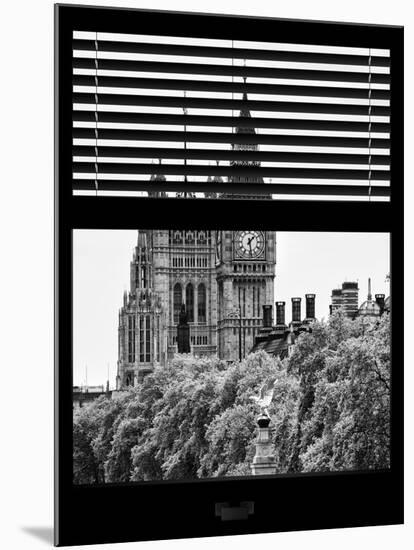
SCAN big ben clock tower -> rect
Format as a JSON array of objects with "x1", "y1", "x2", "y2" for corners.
[{"x1": 216, "y1": 230, "x2": 276, "y2": 362}]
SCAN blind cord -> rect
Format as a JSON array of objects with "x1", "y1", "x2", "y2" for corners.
[
  {"x1": 368, "y1": 48, "x2": 372, "y2": 203},
  {"x1": 232, "y1": 39, "x2": 234, "y2": 136},
  {"x1": 182, "y1": 90, "x2": 188, "y2": 198},
  {"x1": 94, "y1": 32, "x2": 99, "y2": 197}
]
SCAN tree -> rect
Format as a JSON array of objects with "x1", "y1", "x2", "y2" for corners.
[
  {"x1": 131, "y1": 355, "x2": 226, "y2": 481},
  {"x1": 73, "y1": 313, "x2": 390, "y2": 483},
  {"x1": 288, "y1": 311, "x2": 391, "y2": 472}
]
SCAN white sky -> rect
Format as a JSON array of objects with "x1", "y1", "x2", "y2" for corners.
[{"x1": 73, "y1": 230, "x2": 390, "y2": 387}]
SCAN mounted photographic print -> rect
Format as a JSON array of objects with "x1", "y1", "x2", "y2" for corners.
[
  {"x1": 73, "y1": 230, "x2": 391, "y2": 484},
  {"x1": 55, "y1": 4, "x2": 403, "y2": 546}
]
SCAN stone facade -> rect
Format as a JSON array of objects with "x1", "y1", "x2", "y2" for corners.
[
  {"x1": 117, "y1": 229, "x2": 276, "y2": 388},
  {"x1": 251, "y1": 415, "x2": 277, "y2": 476},
  {"x1": 216, "y1": 230, "x2": 276, "y2": 362}
]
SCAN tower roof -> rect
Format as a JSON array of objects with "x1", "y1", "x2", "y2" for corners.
[
  {"x1": 358, "y1": 300, "x2": 381, "y2": 317},
  {"x1": 148, "y1": 159, "x2": 167, "y2": 197},
  {"x1": 235, "y1": 89, "x2": 255, "y2": 135},
  {"x1": 137, "y1": 229, "x2": 148, "y2": 249},
  {"x1": 358, "y1": 278, "x2": 380, "y2": 317}
]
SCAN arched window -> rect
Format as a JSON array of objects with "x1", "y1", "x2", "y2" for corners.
[
  {"x1": 218, "y1": 281, "x2": 223, "y2": 322},
  {"x1": 198, "y1": 284, "x2": 206, "y2": 323},
  {"x1": 198, "y1": 231, "x2": 205, "y2": 244},
  {"x1": 145, "y1": 315, "x2": 151, "y2": 363},
  {"x1": 185, "y1": 231, "x2": 195, "y2": 245},
  {"x1": 141, "y1": 265, "x2": 147, "y2": 288},
  {"x1": 173, "y1": 231, "x2": 183, "y2": 244},
  {"x1": 173, "y1": 283, "x2": 182, "y2": 324},
  {"x1": 186, "y1": 283, "x2": 194, "y2": 322},
  {"x1": 125, "y1": 373, "x2": 134, "y2": 387},
  {"x1": 128, "y1": 315, "x2": 136, "y2": 363}
]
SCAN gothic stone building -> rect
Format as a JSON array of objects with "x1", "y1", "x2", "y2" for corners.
[
  {"x1": 117, "y1": 229, "x2": 276, "y2": 388},
  {"x1": 117, "y1": 86, "x2": 276, "y2": 388}
]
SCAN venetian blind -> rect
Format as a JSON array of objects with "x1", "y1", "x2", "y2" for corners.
[{"x1": 72, "y1": 31, "x2": 390, "y2": 201}]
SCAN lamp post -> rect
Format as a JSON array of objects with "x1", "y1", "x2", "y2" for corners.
[{"x1": 251, "y1": 414, "x2": 277, "y2": 476}]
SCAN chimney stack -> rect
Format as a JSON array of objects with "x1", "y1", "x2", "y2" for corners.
[
  {"x1": 375, "y1": 294, "x2": 385, "y2": 315},
  {"x1": 275, "y1": 301, "x2": 286, "y2": 326},
  {"x1": 262, "y1": 305, "x2": 273, "y2": 329},
  {"x1": 305, "y1": 294, "x2": 316, "y2": 320},
  {"x1": 291, "y1": 297, "x2": 301, "y2": 323}
]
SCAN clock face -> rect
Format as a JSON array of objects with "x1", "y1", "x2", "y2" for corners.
[{"x1": 234, "y1": 231, "x2": 265, "y2": 260}]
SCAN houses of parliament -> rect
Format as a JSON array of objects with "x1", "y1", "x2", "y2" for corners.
[
  {"x1": 116, "y1": 228, "x2": 276, "y2": 388},
  {"x1": 116, "y1": 88, "x2": 276, "y2": 389}
]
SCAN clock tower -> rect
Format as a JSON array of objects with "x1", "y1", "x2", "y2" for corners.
[
  {"x1": 215, "y1": 230, "x2": 276, "y2": 362},
  {"x1": 220, "y1": 78, "x2": 271, "y2": 201}
]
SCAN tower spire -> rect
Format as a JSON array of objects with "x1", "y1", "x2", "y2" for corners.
[
  {"x1": 137, "y1": 228, "x2": 147, "y2": 249},
  {"x1": 368, "y1": 277, "x2": 372, "y2": 301},
  {"x1": 148, "y1": 158, "x2": 166, "y2": 198},
  {"x1": 183, "y1": 89, "x2": 187, "y2": 188},
  {"x1": 222, "y1": 58, "x2": 271, "y2": 199},
  {"x1": 237, "y1": 64, "x2": 252, "y2": 129},
  {"x1": 134, "y1": 230, "x2": 152, "y2": 291},
  {"x1": 243, "y1": 59, "x2": 247, "y2": 99},
  {"x1": 177, "y1": 90, "x2": 195, "y2": 198}
]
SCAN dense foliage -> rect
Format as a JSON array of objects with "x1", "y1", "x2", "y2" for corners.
[{"x1": 73, "y1": 311, "x2": 390, "y2": 484}]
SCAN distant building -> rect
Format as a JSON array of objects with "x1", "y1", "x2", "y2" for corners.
[
  {"x1": 73, "y1": 384, "x2": 111, "y2": 409},
  {"x1": 330, "y1": 281, "x2": 359, "y2": 318},
  {"x1": 252, "y1": 275, "x2": 391, "y2": 360},
  {"x1": 330, "y1": 278, "x2": 390, "y2": 321},
  {"x1": 251, "y1": 294, "x2": 317, "y2": 359},
  {"x1": 357, "y1": 278, "x2": 390, "y2": 322},
  {"x1": 116, "y1": 228, "x2": 276, "y2": 388}
]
